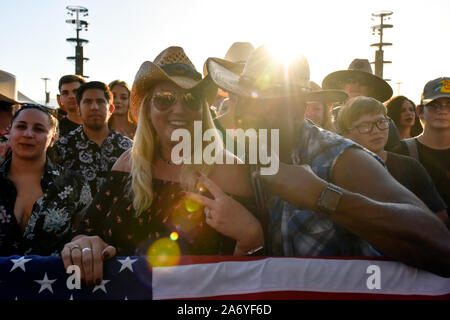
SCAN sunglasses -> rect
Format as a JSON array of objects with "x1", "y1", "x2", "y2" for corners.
[{"x1": 152, "y1": 91, "x2": 203, "y2": 112}]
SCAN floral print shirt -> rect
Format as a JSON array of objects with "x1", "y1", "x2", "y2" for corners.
[
  {"x1": 0, "y1": 157, "x2": 92, "y2": 256},
  {"x1": 54, "y1": 126, "x2": 132, "y2": 197},
  {"x1": 76, "y1": 171, "x2": 257, "y2": 256}
]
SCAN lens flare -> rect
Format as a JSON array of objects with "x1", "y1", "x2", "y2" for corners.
[
  {"x1": 265, "y1": 43, "x2": 305, "y2": 66},
  {"x1": 170, "y1": 232, "x2": 179, "y2": 241},
  {"x1": 146, "y1": 237, "x2": 181, "y2": 268},
  {"x1": 184, "y1": 198, "x2": 201, "y2": 212}
]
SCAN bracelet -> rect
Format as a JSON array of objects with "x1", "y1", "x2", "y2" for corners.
[{"x1": 245, "y1": 245, "x2": 264, "y2": 256}]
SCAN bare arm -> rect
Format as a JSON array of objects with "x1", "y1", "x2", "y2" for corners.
[
  {"x1": 256, "y1": 148, "x2": 450, "y2": 277},
  {"x1": 330, "y1": 148, "x2": 450, "y2": 276}
]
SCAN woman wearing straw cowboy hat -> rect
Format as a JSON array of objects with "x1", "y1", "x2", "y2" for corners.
[
  {"x1": 62, "y1": 46, "x2": 264, "y2": 286},
  {"x1": 205, "y1": 46, "x2": 450, "y2": 277}
]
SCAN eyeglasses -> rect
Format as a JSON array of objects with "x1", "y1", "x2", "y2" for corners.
[
  {"x1": 349, "y1": 117, "x2": 390, "y2": 134},
  {"x1": 152, "y1": 91, "x2": 203, "y2": 112},
  {"x1": 424, "y1": 101, "x2": 450, "y2": 112}
]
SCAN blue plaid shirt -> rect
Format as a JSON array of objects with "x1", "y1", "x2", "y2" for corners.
[{"x1": 253, "y1": 120, "x2": 384, "y2": 257}]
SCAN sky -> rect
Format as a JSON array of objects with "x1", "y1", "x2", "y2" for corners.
[{"x1": 1, "y1": 0, "x2": 449, "y2": 106}]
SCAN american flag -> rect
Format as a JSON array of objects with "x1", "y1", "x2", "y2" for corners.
[{"x1": 1, "y1": 255, "x2": 449, "y2": 300}]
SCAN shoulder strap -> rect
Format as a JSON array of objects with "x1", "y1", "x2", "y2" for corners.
[{"x1": 404, "y1": 138, "x2": 419, "y2": 161}]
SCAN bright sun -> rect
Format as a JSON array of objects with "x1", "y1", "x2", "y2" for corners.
[{"x1": 264, "y1": 42, "x2": 307, "y2": 67}]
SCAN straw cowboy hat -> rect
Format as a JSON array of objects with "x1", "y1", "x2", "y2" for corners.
[
  {"x1": 321, "y1": 59, "x2": 393, "y2": 102},
  {"x1": 0, "y1": 70, "x2": 19, "y2": 106},
  {"x1": 130, "y1": 46, "x2": 217, "y2": 122},
  {"x1": 205, "y1": 45, "x2": 312, "y2": 100}
]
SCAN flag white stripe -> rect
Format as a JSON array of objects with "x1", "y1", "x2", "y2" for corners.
[{"x1": 152, "y1": 257, "x2": 450, "y2": 300}]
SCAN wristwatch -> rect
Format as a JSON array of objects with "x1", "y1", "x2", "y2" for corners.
[{"x1": 316, "y1": 183, "x2": 344, "y2": 215}]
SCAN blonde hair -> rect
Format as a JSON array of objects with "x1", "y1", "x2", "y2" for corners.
[
  {"x1": 336, "y1": 96, "x2": 387, "y2": 134},
  {"x1": 130, "y1": 87, "x2": 219, "y2": 216},
  {"x1": 109, "y1": 80, "x2": 137, "y2": 128}
]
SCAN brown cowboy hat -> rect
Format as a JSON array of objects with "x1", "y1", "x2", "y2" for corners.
[
  {"x1": 306, "y1": 81, "x2": 347, "y2": 104},
  {"x1": 322, "y1": 59, "x2": 393, "y2": 102},
  {"x1": 130, "y1": 46, "x2": 217, "y2": 123},
  {"x1": 206, "y1": 45, "x2": 311, "y2": 100}
]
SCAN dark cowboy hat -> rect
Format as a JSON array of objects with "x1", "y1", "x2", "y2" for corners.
[
  {"x1": 130, "y1": 46, "x2": 217, "y2": 123},
  {"x1": 306, "y1": 81, "x2": 347, "y2": 104},
  {"x1": 322, "y1": 59, "x2": 393, "y2": 102},
  {"x1": 205, "y1": 45, "x2": 311, "y2": 100}
]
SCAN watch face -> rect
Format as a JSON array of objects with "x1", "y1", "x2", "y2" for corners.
[{"x1": 318, "y1": 185, "x2": 343, "y2": 214}]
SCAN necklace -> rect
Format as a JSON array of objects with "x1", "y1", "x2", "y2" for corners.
[{"x1": 159, "y1": 153, "x2": 175, "y2": 165}]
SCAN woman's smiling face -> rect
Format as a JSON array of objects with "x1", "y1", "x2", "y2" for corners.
[
  {"x1": 148, "y1": 81, "x2": 203, "y2": 149},
  {"x1": 9, "y1": 108, "x2": 56, "y2": 161}
]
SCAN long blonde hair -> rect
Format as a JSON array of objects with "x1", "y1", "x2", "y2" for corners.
[{"x1": 130, "y1": 88, "x2": 220, "y2": 216}]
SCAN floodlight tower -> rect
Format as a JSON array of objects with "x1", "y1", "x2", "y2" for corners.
[
  {"x1": 66, "y1": 6, "x2": 89, "y2": 77},
  {"x1": 371, "y1": 10, "x2": 393, "y2": 81}
]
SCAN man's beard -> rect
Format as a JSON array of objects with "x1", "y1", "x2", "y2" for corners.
[{"x1": 84, "y1": 120, "x2": 106, "y2": 131}]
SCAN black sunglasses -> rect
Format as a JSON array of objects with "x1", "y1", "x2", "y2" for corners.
[{"x1": 152, "y1": 91, "x2": 203, "y2": 112}]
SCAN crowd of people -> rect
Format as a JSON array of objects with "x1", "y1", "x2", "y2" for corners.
[{"x1": 0, "y1": 42, "x2": 449, "y2": 286}]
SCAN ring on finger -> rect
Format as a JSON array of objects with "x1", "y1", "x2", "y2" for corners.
[
  {"x1": 70, "y1": 244, "x2": 81, "y2": 252},
  {"x1": 204, "y1": 207, "x2": 212, "y2": 219},
  {"x1": 82, "y1": 247, "x2": 92, "y2": 253}
]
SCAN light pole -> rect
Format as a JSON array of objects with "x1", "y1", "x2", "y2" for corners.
[
  {"x1": 395, "y1": 82, "x2": 403, "y2": 96},
  {"x1": 66, "y1": 6, "x2": 89, "y2": 78},
  {"x1": 41, "y1": 77, "x2": 50, "y2": 105}
]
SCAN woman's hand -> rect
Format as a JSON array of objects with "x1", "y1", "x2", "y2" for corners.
[
  {"x1": 182, "y1": 172, "x2": 264, "y2": 255},
  {"x1": 61, "y1": 235, "x2": 116, "y2": 287}
]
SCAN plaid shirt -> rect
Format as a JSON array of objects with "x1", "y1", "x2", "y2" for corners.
[{"x1": 253, "y1": 120, "x2": 384, "y2": 257}]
